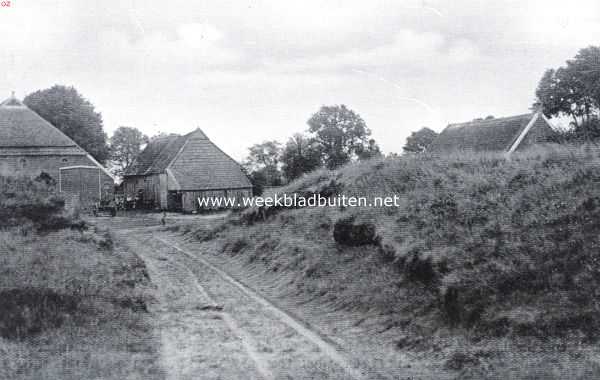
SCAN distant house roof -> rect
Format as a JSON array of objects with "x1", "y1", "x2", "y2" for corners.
[
  {"x1": 125, "y1": 128, "x2": 251, "y2": 191},
  {"x1": 430, "y1": 112, "x2": 556, "y2": 154},
  {"x1": 0, "y1": 95, "x2": 84, "y2": 150}
]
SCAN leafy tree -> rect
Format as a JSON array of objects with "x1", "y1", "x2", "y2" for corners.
[
  {"x1": 24, "y1": 85, "x2": 110, "y2": 164},
  {"x1": 307, "y1": 105, "x2": 371, "y2": 169},
  {"x1": 248, "y1": 170, "x2": 267, "y2": 196},
  {"x1": 244, "y1": 140, "x2": 283, "y2": 186},
  {"x1": 535, "y1": 46, "x2": 600, "y2": 128},
  {"x1": 110, "y1": 126, "x2": 148, "y2": 176},
  {"x1": 552, "y1": 118, "x2": 600, "y2": 144},
  {"x1": 356, "y1": 138, "x2": 382, "y2": 161},
  {"x1": 281, "y1": 134, "x2": 322, "y2": 181},
  {"x1": 240, "y1": 166, "x2": 265, "y2": 196},
  {"x1": 403, "y1": 127, "x2": 438, "y2": 153},
  {"x1": 575, "y1": 118, "x2": 600, "y2": 141},
  {"x1": 244, "y1": 140, "x2": 282, "y2": 171}
]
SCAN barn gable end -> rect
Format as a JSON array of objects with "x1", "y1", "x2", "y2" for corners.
[{"x1": 167, "y1": 129, "x2": 252, "y2": 191}]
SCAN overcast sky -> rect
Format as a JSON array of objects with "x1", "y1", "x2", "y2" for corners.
[{"x1": 1, "y1": 0, "x2": 599, "y2": 160}]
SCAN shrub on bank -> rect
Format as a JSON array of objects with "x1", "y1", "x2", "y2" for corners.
[{"x1": 0, "y1": 176, "x2": 81, "y2": 230}]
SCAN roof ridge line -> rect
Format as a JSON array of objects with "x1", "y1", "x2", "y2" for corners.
[
  {"x1": 448, "y1": 113, "x2": 533, "y2": 127},
  {"x1": 165, "y1": 134, "x2": 192, "y2": 171},
  {"x1": 0, "y1": 92, "x2": 25, "y2": 108}
]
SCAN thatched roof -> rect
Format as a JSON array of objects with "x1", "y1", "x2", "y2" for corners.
[
  {"x1": 146, "y1": 134, "x2": 189, "y2": 174},
  {"x1": 124, "y1": 134, "x2": 181, "y2": 176},
  {"x1": 0, "y1": 96, "x2": 84, "y2": 152},
  {"x1": 0, "y1": 94, "x2": 115, "y2": 180},
  {"x1": 430, "y1": 112, "x2": 555, "y2": 153},
  {"x1": 125, "y1": 128, "x2": 251, "y2": 191}
]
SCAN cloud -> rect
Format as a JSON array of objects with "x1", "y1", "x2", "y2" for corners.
[
  {"x1": 89, "y1": 22, "x2": 241, "y2": 81},
  {"x1": 262, "y1": 29, "x2": 480, "y2": 75},
  {"x1": 512, "y1": 1, "x2": 600, "y2": 48}
]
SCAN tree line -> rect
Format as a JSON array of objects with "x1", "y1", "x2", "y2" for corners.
[{"x1": 243, "y1": 104, "x2": 383, "y2": 193}]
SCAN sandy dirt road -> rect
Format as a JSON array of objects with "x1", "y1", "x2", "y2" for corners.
[{"x1": 108, "y1": 220, "x2": 389, "y2": 380}]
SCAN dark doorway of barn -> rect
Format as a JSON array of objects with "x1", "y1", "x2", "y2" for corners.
[{"x1": 167, "y1": 191, "x2": 183, "y2": 211}]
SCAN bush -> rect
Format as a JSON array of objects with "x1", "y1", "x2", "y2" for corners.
[
  {"x1": 333, "y1": 216, "x2": 379, "y2": 246},
  {"x1": 193, "y1": 222, "x2": 228, "y2": 242},
  {"x1": 230, "y1": 237, "x2": 249, "y2": 253},
  {"x1": 0, "y1": 288, "x2": 80, "y2": 340},
  {"x1": 221, "y1": 236, "x2": 249, "y2": 254},
  {"x1": 0, "y1": 176, "x2": 79, "y2": 230}
]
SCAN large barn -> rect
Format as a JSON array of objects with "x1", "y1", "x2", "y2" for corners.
[
  {"x1": 0, "y1": 94, "x2": 114, "y2": 209},
  {"x1": 122, "y1": 128, "x2": 252, "y2": 212},
  {"x1": 430, "y1": 112, "x2": 556, "y2": 154}
]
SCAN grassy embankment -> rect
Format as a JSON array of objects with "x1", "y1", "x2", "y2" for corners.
[
  {"x1": 168, "y1": 144, "x2": 600, "y2": 379},
  {"x1": 0, "y1": 177, "x2": 163, "y2": 380}
]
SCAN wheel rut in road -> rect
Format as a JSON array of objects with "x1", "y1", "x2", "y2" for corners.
[
  {"x1": 119, "y1": 230, "x2": 386, "y2": 379},
  {"x1": 124, "y1": 233, "x2": 266, "y2": 380},
  {"x1": 153, "y1": 236, "x2": 387, "y2": 380}
]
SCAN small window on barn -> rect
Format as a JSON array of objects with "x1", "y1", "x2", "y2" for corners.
[
  {"x1": 19, "y1": 158, "x2": 27, "y2": 169},
  {"x1": 61, "y1": 158, "x2": 68, "y2": 163}
]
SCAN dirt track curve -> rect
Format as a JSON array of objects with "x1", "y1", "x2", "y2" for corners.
[{"x1": 105, "y1": 217, "x2": 393, "y2": 380}]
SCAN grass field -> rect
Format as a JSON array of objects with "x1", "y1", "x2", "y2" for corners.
[
  {"x1": 168, "y1": 144, "x2": 600, "y2": 378},
  {"x1": 0, "y1": 177, "x2": 163, "y2": 380}
]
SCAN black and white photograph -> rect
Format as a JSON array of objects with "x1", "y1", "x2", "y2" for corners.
[{"x1": 1, "y1": 1, "x2": 600, "y2": 379}]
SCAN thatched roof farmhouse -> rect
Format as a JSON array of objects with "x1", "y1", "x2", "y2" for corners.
[
  {"x1": 431, "y1": 112, "x2": 556, "y2": 154},
  {"x1": 122, "y1": 128, "x2": 252, "y2": 211},
  {"x1": 0, "y1": 94, "x2": 114, "y2": 209}
]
